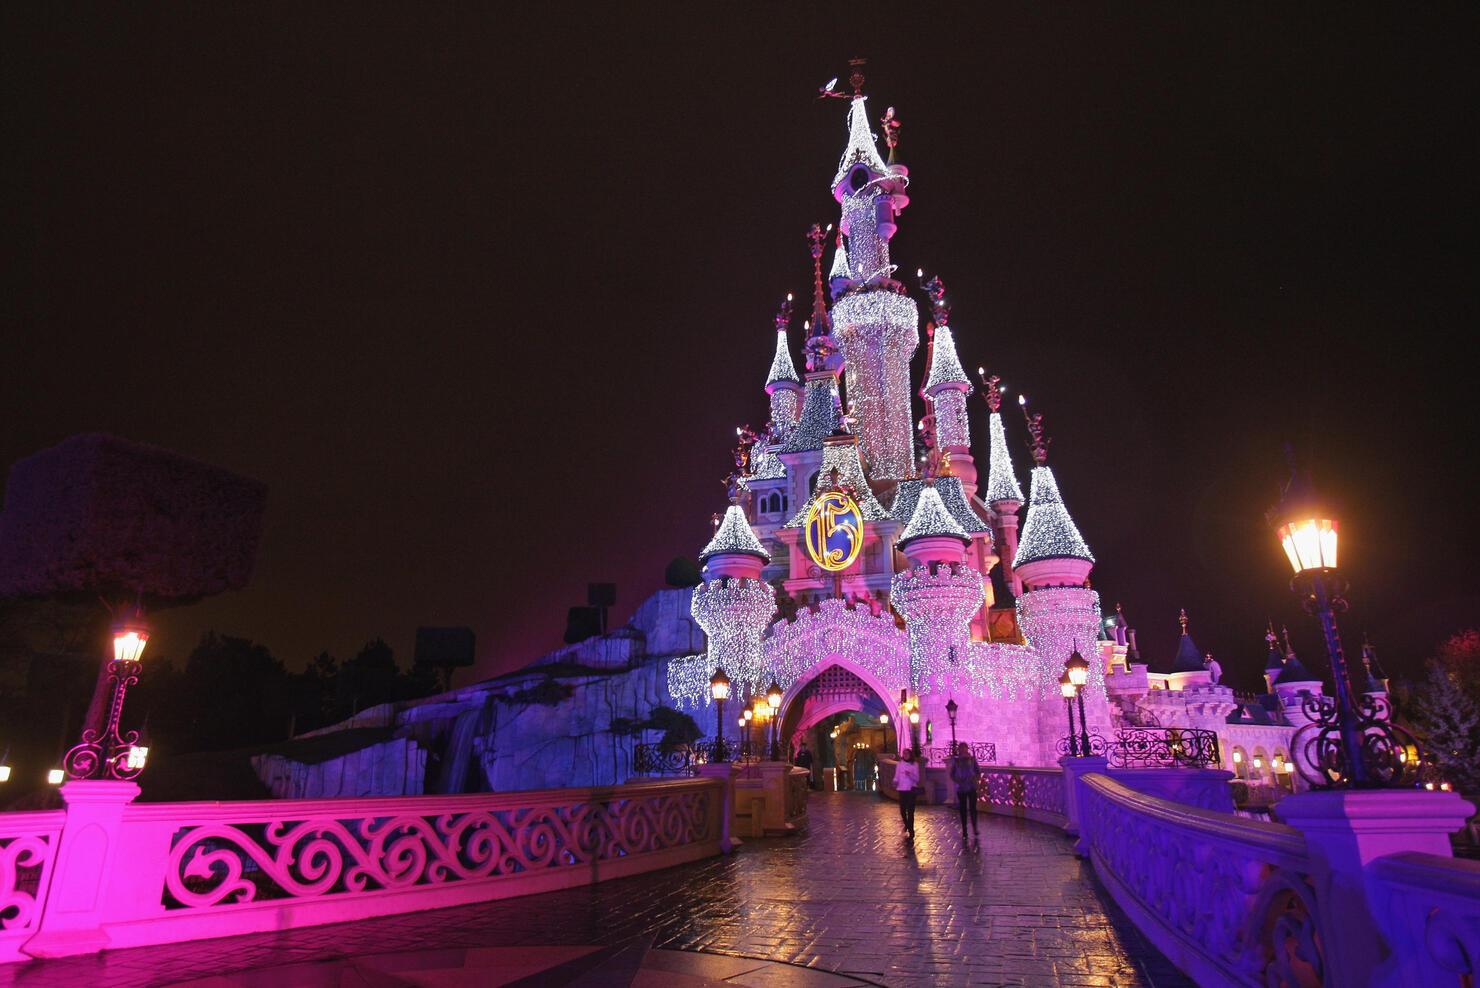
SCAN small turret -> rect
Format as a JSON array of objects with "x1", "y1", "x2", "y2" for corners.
[
  {"x1": 699, "y1": 503, "x2": 771, "y2": 581},
  {"x1": 1359, "y1": 634, "x2": 1389, "y2": 696},
  {"x1": 1012, "y1": 399, "x2": 1094, "y2": 589},
  {"x1": 978, "y1": 371, "x2": 1025, "y2": 595},
  {"x1": 897, "y1": 483, "x2": 970, "y2": 565},
  {"x1": 765, "y1": 295, "x2": 803, "y2": 441},
  {"x1": 917, "y1": 274, "x2": 977, "y2": 494},
  {"x1": 1171, "y1": 609, "x2": 1205, "y2": 673}
]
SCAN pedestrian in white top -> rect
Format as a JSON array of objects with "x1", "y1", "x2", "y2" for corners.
[{"x1": 894, "y1": 748, "x2": 921, "y2": 839}]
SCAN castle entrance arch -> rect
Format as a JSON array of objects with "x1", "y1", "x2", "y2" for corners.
[{"x1": 762, "y1": 599, "x2": 910, "y2": 789}]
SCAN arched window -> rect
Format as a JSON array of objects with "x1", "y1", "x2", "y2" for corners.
[
  {"x1": 1231, "y1": 746, "x2": 1249, "y2": 779},
  {"x1": 1251, "y1": 747, "x2": 1269, "y2": 780}
]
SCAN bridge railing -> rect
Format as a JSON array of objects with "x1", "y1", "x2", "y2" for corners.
[
  {"x1": 1370, "y1": 851, "x2": 1480, "y2": 986},
  {"x1": 976, "y1": 766, "x2": 1066, "y2": 827},
  {"x1": 0, "y1": 810, "x2": 65, "y2": 963},
  {"x1": 10, "y1": 776, "x2": 725, "y2": 961}
]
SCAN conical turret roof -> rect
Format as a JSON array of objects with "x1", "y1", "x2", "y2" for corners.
[
  {"x1": 778, "y1": 375, "x2": 842, "y2": 453},
  {"x1": 829, "y1": 238, "x2": 850, "y2": 283},
  {"x1": 765, "y1": 330, "x2": 800, "y2": 388},
  {"x1": 699, "y1": 504, "x2": 771, "y2": 565},
  {"x1": 890, "y1": 475, "x2": 991, "y2": 534},
  {"x1": 923, "y1": 325, "x2": 971, "y2": 393},
  {"x1": 984, "y1": 413, "x2": 1024, "y2": 504},
  {"x1": 898, "y1": 485, "x2": 969, "y2": 546},
  {"x1": 832, "y1": 97, "x2": 890, "y2": 191},
  {"x1": 1171, "y1": 612, "x2": 1205, "y2": 673},
  {"x1": 783, "y1": 436, "x2": 890, "y2": 528},
  {"x1": 1015, "y1": 465, "x2": 1094, "y2": 566}
]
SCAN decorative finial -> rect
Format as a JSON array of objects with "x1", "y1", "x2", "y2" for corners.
[
  {"x1": 919, "y1": 271, "x2": 950, "y2": 327},
  {"x1": 1281, "y1": 624, "x2": 1296, "y2": 658},
  {"x1": 775, "y1": 294, "x2": 793, "y2": 336},
  {"x1": 1266, "y1": 620, "x2": 1279, "y2": 646},
  {"x1": 848, "y1": 57, "x2": 866, "y2": 97},
  {"x1": 937, "y1": 447, "x2": 954, "y2": 478},
  {"x1": 711, "y1": 511, "x2": 723, "y2": 529},
  {"x1": 842, "y1": 401, "x2": 859, "y2": 433},
  {"x1": 807, "y1": 223, "x2": 833, "y2": 334},
  {"x1": 1020, "y1": 395, "x2": 1050, "y2": 466},
  {"x1": 880, "y1": 105, "x2": 901, "y2": 163},
  {"x1": 733, "y1": 424, "x2": 758, "y2": 473},
  {"x1": 1179, "y1": 608, "x2": 1189, "y2": 636},
  {"x1": 977, "y1": 368, "x2": 1004, "y2": 413}
]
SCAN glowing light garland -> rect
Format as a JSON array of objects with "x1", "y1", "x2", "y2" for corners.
[
  {"x1": 832, "y1": 97, "x2": 891, "y2": 190},
  {"x1": 747, "y1": 441, "x2": 787, "y2": 482},
  {"x1": 830, "y1": 291, "x2": 919, "y2": 481},
  {"x1": 898, "y1": 485, "x2": 968, "y2": 544},
  {"x1": 1016, "y1": 585, "x2": 1105, "y2": 699},
  {"x1": 769, "y1": 389, "x2": 801, "y2": 440},
  {"x1": 984, "y1": 412, "x2": 1024, "y2": 505},
  {"x1": 923, "y1": 325, "x2": 970, "y2": 393},
  {"x1": 890, "y1": 562, "x2": 983, "y2": 689},
  {"x1": 840, "y1": 194, "x2": 890, "y2": 284},
  {"x1": 778, "y1": 375, "x2": 842, "y2": 453},
  {"x1": 829, "y1": 238, "x2": 850, "y2": 283},
  {"x1": 783, "y1": 438, "x2": 890, "y2": 528},
  {"x1": 1016, "y1": 465, "x2": 1094, "y2": 565},
  {"x1": 965, "y1": 641, "x2": 1043, "y2": 701},
  {"x1": 766, "y1": 597, "x2": 910, "y2": 696},
  {"x1": 930, "y1": 389, "x2": 970, "y2": 451},
  {"x1": 699, "y1": 505, "x2": 770, "y2": 564},
  {"x1": 765, "y1": 329, "x2": 801, "y2": 388},
  {"x1": 890, "y1": 476, "x2": 991, "y2": 534},
  {"x1": 690, "y1": 576, "x2": 777, "y2": 695}
]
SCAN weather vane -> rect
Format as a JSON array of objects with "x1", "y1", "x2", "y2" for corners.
[
  {"x1": 917, "y1": 269, "x2": 950, "y2": 327},
  {"x1": 1020, "y1": 394, "x2": 1050, "y2": 466},
  {"x1": 976, "y1": 368, "x2": 1004, "y2": 412},
  {"x1": 818, "y1": 57, "x2": 867, "y2": 99},
  {"x1": 774, "y1": 294, "x2": 793, "y2": 335}
]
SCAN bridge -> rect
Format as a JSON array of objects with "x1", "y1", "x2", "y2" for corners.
[{"x1": 1, "y1": 763, "x2": 1476, "y2": 987}]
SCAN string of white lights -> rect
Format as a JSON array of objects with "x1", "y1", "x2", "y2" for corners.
[
  {"x1": 1016, "y1": 465, "x2": 1094, "y2": 565},
  {"x1": 699, "y1": 505, "x2": 770, "y2": 563},
  {"x1": 1016, "y1": 585, "x2": 1105, "y2": 699},
  {"x1": 984, "y1": 412, "x2": 1024, "y2": 505}
]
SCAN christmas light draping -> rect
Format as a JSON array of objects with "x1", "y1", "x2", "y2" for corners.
[
  {"x1": 890, "y1": 476, "x2": 991, "y2": 534},
  {"x1": 768, "y1": 389, "x2": 801, "y2": 439},
  {"x1": 766, "y1": 329, "x2": 801, "y2": 388},
  {"x1": 1016, "y1": 586, "x2": 1105, "y2": 698},
  {"x1": 898, "y1": 485, "x2": 968, "y2": 544},
  {"x1": 699, "y1": 505, "x2": 771, "y2": 564},
  {"x1": 832, "y1": 97, "x2": 891, "y2": 190},
  {"x1": 930, "y1": 389, "x2": 970, "y2": 451},
  {"x1": 784, "y1": 438, "x2": 890, "y2": 528},
  {"x1": 964, "y1": 641, "x2": 1043, "y2": 701},
  {"x1": 890, "y1": 562, "x2": 983, "y2": 688},
  {"x1": 924, "y1": 325, "x2": 971, "y2": 392},
  {"x1": 984, "y1": 412, "x2": 1024, "y2": 505},
  {"x1": 1016, "y1": 465, "x2": 1094, "y2": 565},
  {"x1": 690, "y1": 576, "x2": 776, "y2": 694},
  {"x1": 778, "y1": 375, "x2": 842, "y2": 453},
  {"x1": 764, "y1": 597, "x2": 909, "y2": 697},
  {"x1": 747, "y1": 441, "x2": 787, "y2": 482}
]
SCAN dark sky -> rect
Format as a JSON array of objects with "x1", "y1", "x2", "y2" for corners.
[{"x1": 4, "y1": 5, "x2": 1476, "y2": 692}]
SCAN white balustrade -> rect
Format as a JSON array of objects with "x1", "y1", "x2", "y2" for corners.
[
  {"x1": 0, "y1": 811, "x2": 65, "y2": 963},
  {"x1": 1371, "y1": 851, "x2": 1480, "y2": 987}
]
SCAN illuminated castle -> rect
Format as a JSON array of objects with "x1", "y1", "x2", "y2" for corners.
[{"x1": 668, "y1": 74, "x2": 1317, "y2": 779}]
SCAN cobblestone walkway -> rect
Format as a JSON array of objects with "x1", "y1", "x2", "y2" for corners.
[{"x1": 0, "y1": 792, "x2": 1194, "y2": 987}]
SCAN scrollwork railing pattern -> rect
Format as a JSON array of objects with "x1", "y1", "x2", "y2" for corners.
[
  {"x1": 0, "y1": 812, "x2": 64, "y2": 951},
  {"x1": 1108, "y1": 728, "x2": 1221, "y2": 769},
  {"x1": 978, "y1": 767, "x2": 1066, "y2": 819},
  {"x1": 1081, "y1": 774, "x2": 1325, "y2": 986},
  {"x1": 926, "y1": 741, "x2": 997, "y2": 766},
  {"x1": 162, "y1": 786, "x2": 715, "y2": 911},
  {"x1": 632, "y1": 743, "x2": 698, "y2": 777}
]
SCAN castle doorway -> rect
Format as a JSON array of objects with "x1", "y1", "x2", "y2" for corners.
[{"x1": 779, "y1": 663, "x2": 895, "y2": 791}]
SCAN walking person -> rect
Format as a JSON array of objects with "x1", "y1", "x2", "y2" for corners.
[
  {"x1": 894, "y1": 748, "x2": 921, "y2": 840},
  {"x1": 795, "y1": 742, "x2": 814, "y2": 789},
  {"x1": 949, "y1": 741, "x2": 981, "y2": 839}
]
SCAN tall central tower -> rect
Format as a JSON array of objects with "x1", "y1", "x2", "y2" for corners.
[{"x1": 828, "y1": 93, "x2": 918, "y2": 485}]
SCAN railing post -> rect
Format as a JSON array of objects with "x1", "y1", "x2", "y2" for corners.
[
  {"x1": 1058, "y1": 755, "x2": 1108, "y2": 855},
  {"x1": 24, "y1": 780, "x2": 140, "y2": 958},
  {"x1": 695, "y1": 762, "x2": 742, "y2": 852},
  {"x1": 1275, "y1": 789, "x2": 1476, "y2": 987}
]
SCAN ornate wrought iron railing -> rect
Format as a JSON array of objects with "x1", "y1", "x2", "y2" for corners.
[
  {"x1": 1057, "y1": 729, "x2": 1221, "y2": 768},
  {"x1": 1109, "y1": 728, "x2": 1221, "y2": 768},
  {"x1": 631, "y1": 743, "x2": 700, "y2": 777},
  {"x1": 926, "y1": 741, "x2": 997, "y2": 766}
]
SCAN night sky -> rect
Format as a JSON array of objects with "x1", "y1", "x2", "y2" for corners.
[{"x1": 4, "y1": 6, "x2": 1476, "y2": 693}]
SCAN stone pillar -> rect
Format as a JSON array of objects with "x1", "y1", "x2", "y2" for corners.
[
  {"x1": 25, "y1": 781, "x2": 141, "y2": 957},
  {"x1": 1276, "y1": 789, "x2": 1476, "y2": 987},
  {"x1": 695, "y1": 762, "x2": 743, "y2": 853},
  {"x1": 1059, "y1": 755, "x2": 1109, "y2": 853}
]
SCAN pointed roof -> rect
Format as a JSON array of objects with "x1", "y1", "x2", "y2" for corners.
[
  {"x1": 783, "y1": 436, "x2": 890, "y2": 528},
  {"x1": 778, "y1": 375, "x2": 842, "y2": 453},
  {"x1": 747, "y1": 441, "x2": 786, "y2": 482},
  {"x1": 699, "y1": 504, "x2": 771, "y2": 565},
  {"x1": 889, "y1": 475, "x2": 991, "y2": 534},
  {"x1": 1171, "y1": 610, "x2": 1205, "y2": 672},
  {"x1": 984, "y1": 413, "x2": 1024, "y2": 504},
  {"x1": 1015, "y1": 465, "x2": 1094, "y2": 566},
  {"x1": 898, "y1": 485, "x2": 969, "y2": 546},
  {"x1": 765, "y1": 330, "x2": 800, "y2": 389},
  {"x1": 832, "y1": 97, "x2": 890, "y2": 191},
  {"x1": 923, "y1": 325, "x2": 971, "y2": 393},
  {"x1": 829, "y1": 238, "x2": 850, "y2": 283}
]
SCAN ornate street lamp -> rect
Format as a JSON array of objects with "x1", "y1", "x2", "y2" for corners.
[
  {"x1": 743, "y1": 707, "x2": 754, "y2": 758},
  {"x1": 1268, "y1": 454, "x2": 1421, "y2": 787},
  {"x1": 1059, "y1": 672, "x2": 1079, "y2": 756},
  {"x1": 945, "y1": 698, "x2": 959, "y2": 750},
  {"x1": 1065, "y1": 650, "x2": 1092, "y2": 758},
  {"x1": 65, "y1": 608, "x2": 151, "y2": 781},
  {"x1": 709, "y1": 667, "x2": 730, "y2": 762},
  {"x1": 766, "y1": 680, "x2": 783, "y2": 761}
]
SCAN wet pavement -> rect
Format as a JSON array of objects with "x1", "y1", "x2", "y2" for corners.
[{"x1": 1, "y1": 791, "x2": 1194, "y2": 987}]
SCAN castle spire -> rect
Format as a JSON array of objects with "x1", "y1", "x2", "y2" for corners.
[
  {"x1": 699, "y1": 503, "x2": 771, "y2": 568},
  {"x1": 1013, "y1": 398, "x2": 1094, "y2": 586},
  {"x1": 765, "y1": 294, "x2": 801, "y2": 389}
]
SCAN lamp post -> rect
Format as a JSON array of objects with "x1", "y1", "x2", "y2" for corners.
[
  {"x1": 1065, "y1": 650, "x2": 1091, "y2": 758},
  {"x1": 1267, "y1": 454, "x2": 1420, "y2": 787},
  {"x1": 709, "y1": 667, "x2": 730, "y2": 762},
  {"x1": 945, "y1": 698, "x2": 959, "y2": 751},
  {"x1": 1059, "y1": 672, "x2": 1079, "y2": 756},
  {"x1": 766, "y1": 680, "x2": 783, "y2": 761},
  {"x1": 743, "y1": 707, "x2": 753, "y2": 758},
  {"x1": 65, "y1": 608, "x2": 151, "y2": 781}
]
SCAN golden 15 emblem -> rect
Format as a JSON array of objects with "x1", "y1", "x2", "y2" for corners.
[{"x1": 804, "y1": 491, "x2": 864, "y2": 572}]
